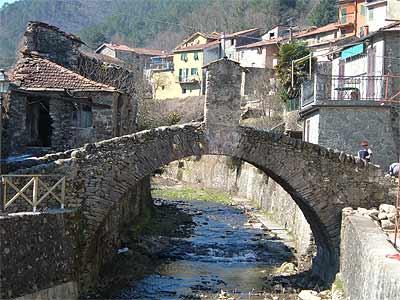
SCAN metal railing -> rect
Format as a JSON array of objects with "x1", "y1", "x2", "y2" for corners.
[
  {"x1": 331, "y1": 75, "x2": 387, "y2": 101},
  {"x1": 1, "y1": 175, "x2": 66, "y2": 212},
  {"x1": 301, "y1": 75, "x2": 400, "y2": 107},
  {"x1": 146, "y1": 62, "x2": 174, "y2": 71},
  {"x1": 176, "y1": 75, "x2": 200, "y2": 83}
]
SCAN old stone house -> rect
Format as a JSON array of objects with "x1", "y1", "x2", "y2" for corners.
[
  {"x1": 2, "y1": 21, "x2": 138, "y2": 158},
  {"x1": 4, "y1": 55, "x2": 127, "y2": 155}
]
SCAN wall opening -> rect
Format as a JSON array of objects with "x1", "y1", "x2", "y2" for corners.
[{"x1": 26, "y1": 97, "x2": 52, "y2": 147}]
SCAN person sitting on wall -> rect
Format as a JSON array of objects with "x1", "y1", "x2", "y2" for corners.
[
  {"x1": 389, "y1": 162, "x2": 400, "y2": 177},
  {"x1": 358, "y1": 140, "x2": 372, "y2": 163}
]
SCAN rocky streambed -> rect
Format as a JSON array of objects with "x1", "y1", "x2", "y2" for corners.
[{"x1": 90, "y1": 185, "x2": 331, "y2": 299}]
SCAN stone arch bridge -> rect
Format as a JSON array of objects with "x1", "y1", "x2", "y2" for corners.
[{"x1": 10, "y1": 59, "x2": 388, "y2": 288}]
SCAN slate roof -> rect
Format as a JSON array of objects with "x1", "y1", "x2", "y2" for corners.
[{"x1": 12, "y1": 56, "x2": 116, "y2": 92}]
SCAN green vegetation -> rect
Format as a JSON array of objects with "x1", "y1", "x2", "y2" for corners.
[
  {"x1": 308, "y1": 0, "x2": 338, "y2": 27},
  {"x1": 1, "y1": 0, "x2": 321, "y2": 68},
  {"x1": 275, "y1": 41, "x2": 312, "y2": 102},
  {"x1": 152, "y1": 186, "x2": 233, "y2": 204}
]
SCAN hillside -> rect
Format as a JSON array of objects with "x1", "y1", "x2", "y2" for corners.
[{"x1": 0, "y1": 0, "x2": 335, "y2": 69}]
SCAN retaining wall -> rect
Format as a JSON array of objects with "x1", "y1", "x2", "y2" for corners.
[
  {"x1": 340, "y1": 213, "x2": 400, "y2": 300},
  {"x1": 0, "y1": 210, "x2": 80, "y2": 299},
  {"x1": 163, "y1": 155, "x2": 313, "y2": 258}
]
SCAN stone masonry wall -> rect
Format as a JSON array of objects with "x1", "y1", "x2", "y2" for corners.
[
  {"x1": 0, "y1": 210, "x2": 80, "y2": 299},
  {"x1": 163, "y1": 155, "x2": 313, "y2": 258},
  {"x1": 81, "y1": 176, "x2": 152, "y2": 290},
  {"x1": 318, "y1": 104, "x2": 400, "y2": 169},
  {"x1": 340, "y1": 211, "x2": 400, "y2": 300}
]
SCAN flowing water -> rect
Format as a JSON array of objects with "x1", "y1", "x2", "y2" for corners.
[{"x1": 113, "y1": 199, "x2": 295, "y2": 299}]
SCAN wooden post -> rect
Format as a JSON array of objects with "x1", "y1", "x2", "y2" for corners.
[
  {"x1": 32, "y1": 176, "x2": 39, "y2": 212},
  {"x1": 61, "y1": 177, "x2": 65, "y2": 209}
]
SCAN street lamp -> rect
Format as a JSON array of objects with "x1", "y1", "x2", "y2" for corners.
[{"x1": 0, "y1": 69, "x2": 10, "y2": 174}]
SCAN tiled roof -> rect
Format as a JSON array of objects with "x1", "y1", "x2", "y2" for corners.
[
  {"x1": 12, "y1": 56, "x2": 116, "y2": 92},
  {"x1": 296, "y1": 23, "x2": 339, "y2": 38},
  {"x1": 236, "y1": 38, "x2": 283, "y2": 49},
  {"x1": 97, "y1": 43, "x2": 165, "y2": 56},
  {"x1": 225, "y1": 28, "x2": 260, "y2": 38},
  {"x1": 174, "y1": 40, "x2": 220, "y2": 53}
]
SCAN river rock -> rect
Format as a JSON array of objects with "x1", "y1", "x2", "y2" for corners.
[
  {"x1": 381, "y1": 219, "x2": 395, "y2": 230},
  {"x1": 367, "y1": 209, "x2": 379, "y2": 220},
  {"x1": 378, "y1": 212, "x2": 388, "y2": 220},
  {"x1": 357, "y1": 207, "x2": 369, "y2": 215},
  {"x1": 379, "y1": 204, "x2": 396, "y2": 214},
  {"x1": 387, "y1": 212, "x2": 397, "y2": 223},
  {"x1": 298, "y1": 290, "x2": 321, "y2": 300},
  {"x1": 278, "y1": 262, "x2": 297, "y2": 275}
]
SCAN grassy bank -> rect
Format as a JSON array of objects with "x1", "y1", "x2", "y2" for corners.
[{"x1": 152, "y1": 185, "x2": 233, "y2": 204}]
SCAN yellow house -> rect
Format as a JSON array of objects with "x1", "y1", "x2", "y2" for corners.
[{"x1": 151, "y1": 32, "x2": 221, "y2": 99}]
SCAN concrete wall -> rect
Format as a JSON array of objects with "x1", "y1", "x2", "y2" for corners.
[
  {"x1": 163, "y1": 155, "x2": 313, "y2": 258},
  {"x1": 304, "y1": 113, "x2": 319, "y2": 144},
  {"x1": 0, "y1": 210, "x2": 80, "y2": 299},
  {"x1": 340, "y1": 212, "x2": 400, "y2": 300}
]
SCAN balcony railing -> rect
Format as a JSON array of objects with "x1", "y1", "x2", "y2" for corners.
[
  {"x1": 301, "y1": 75, "x2": 400, "y2": 108},
  {"x1": 177, "y1": 75, "x2": 200, "y2": 83},
  {"x1": 146, "y1": 62, "x2": 174, "y2": 71},
  {"x1": 339, "y1": 13, "x2": 355, "y2": 25}
]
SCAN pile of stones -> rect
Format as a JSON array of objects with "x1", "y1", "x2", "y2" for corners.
[{"x1": 343, "y1": 204, "x2": 397, "y2": 231}]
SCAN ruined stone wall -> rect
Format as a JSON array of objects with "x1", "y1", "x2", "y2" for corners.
[
  {"x1": 340, "y1": 212, "x2": 400, "y2": 300},
  {"x1": 24, "y1": 22, "x2": 82, "y2": 69},
  {"x1": 2, "y1": 92, "x2": 29, "y2": 155},
  {"x1": 49, "y1": 98, "x2": 74, "y2": 151},
  {"x1": 163, "y1": 155, "x2": 313, "y2": 258},
  {"x1": 0, "y1": 210, "x2": 80, "y2": 299}
]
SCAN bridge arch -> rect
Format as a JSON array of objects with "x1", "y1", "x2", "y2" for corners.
[{"x1": 67, "y1": 121, "x2": 386, "y2": 283}]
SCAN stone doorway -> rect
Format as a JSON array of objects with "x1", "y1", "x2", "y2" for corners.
[{"x1": 26, "y1": 97, "x2": 52, "y2": 147}]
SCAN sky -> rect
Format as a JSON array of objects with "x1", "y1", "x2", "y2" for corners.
[{"x1": 0, "y1": 0, "x2": 17, "y2": 8}]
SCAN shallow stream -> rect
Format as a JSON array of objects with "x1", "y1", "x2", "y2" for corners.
[{"x1": 112, "y1": 199, "x2": 295, "y2": 299}]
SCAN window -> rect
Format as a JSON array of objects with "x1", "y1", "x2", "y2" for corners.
[
  {"x1": 360, "y1": 5, "x2": 366, "y2": 16},
  {"x1": 191, "y1": 68, "x2": 198, "y2": 76},
  {"x1": 161, "y1": 85, "x2": 165, "y2": 90},
  {"x1": 230, "y1": 39, "x2": 234, "y2": 46},
  {"x1": 194, "y1": 51, "x2": 199, "y2": 60},
  {"x1": 72, "y1": 104, "x2": 93, "y2": 128},
  {"x1": 180, "y1": 53, "x2": 188, "y2": 61},
  {"x1": 269, "y1": 32, "x2": 275, "y2": 39},
  {"x1": 341, "y1": 8, "x2": 347, "y2": 23},
  {"x1": 182, "y1": 88, "x2": 187, "y2": 94},
  {"x1": 369, "y1": 8, "x2": 374, "y2": 21}
]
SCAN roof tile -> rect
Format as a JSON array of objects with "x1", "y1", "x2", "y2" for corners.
[{"x1": 12, "y1": 56, "x2": 116, "y2": 91}]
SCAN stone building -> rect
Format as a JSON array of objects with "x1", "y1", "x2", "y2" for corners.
[{"x1": 2, "y1": 21, "x2": 138, "y2": 158}]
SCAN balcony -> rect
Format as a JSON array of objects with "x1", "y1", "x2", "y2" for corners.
[
  {"x1": 146, "y1": 62, "x2": 174, "y2": 71},
  {"x1": 177, "y1": 75, "x2": 200, "y2": 84},
  {"x1": 301, "y1": 75, "x2": 400, "y2": 109},
  {"x1": 338, "y1": 13, "x2": 355, "y2": 27}
]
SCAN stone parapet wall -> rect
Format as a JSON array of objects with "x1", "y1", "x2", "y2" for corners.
[
  {"x1": 340, "y1": 212, "x2": 400, "y2": 300},
  {"x1": 163, "y1": 155, "x2": 313, "y2": 258},
  {"x1": 0, "y1": 210, "x2": 80, "y2": 299}
]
